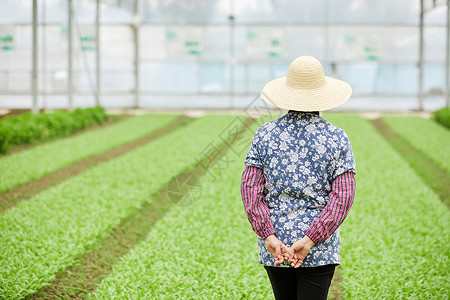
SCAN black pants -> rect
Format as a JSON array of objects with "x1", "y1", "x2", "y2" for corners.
[{"x1": 264, "y1": 264, "x2": 337, "y2": 300}]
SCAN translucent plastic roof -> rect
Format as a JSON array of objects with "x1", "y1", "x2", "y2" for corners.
[
  {"x1": 0, "y1": 0, "x2": 447, "y2": 112},
  {"x1": 0, "y1": 0, "x2": 446, "y2": 25}
]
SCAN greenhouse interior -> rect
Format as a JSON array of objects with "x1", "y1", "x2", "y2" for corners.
[
  {"x1": 0, "y1": 0, "x2": 449, "y2": 112},
  {"x1": 1, "y1": 1, "x2": 450, "y2": 300}
]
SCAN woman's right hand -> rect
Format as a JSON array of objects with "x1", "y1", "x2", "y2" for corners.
[
  {"x1": 289, "y1": 236, "x2": 315, "y2": 268},
  {"x1": 264, "y1": 235, "x2": 291, "y2": 265}
]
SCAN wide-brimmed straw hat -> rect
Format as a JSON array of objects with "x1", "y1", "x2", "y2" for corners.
[{"x1": 260, "y1": 55, "x2": 352, "y2": 111}]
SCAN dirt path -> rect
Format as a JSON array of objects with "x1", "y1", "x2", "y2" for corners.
[
  {"x1": 0, "y1": 115, "x2": 191, "y2": 212},
  {"x1": 328, "y1": 266, "x2": 343, "y2": 300},
  {"x1": 27, "y1": 117, "x2": 254, "y2": 300},
  {"x1": 372, "y1": 118, "x2": 450, "y2": 207}
]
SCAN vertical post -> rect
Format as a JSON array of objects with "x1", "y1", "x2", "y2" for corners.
[
  {"x1": 229, "y1": 0, "x2": 235, "y2": 109},
  {"x1": 133, "y1": 0, "x2": 140, "y2": 109},
  {"x1": 68, "y1": 0, "x2": 73, "y2": 111},
  {"x1": 96, "y1": 0, "x2": 100, "y2": 106},
  {"x1": 446, "y1": 0, "x2": 449, "y2": 107},
  {"x1": 42, "y1": 0, "x2": 47, "y2": 109},
  {"x1": 32, "y1": 0, "x2": 38, "y2": 114},
  {"x1": 324, "y1": 0, "x2": 329, "y2": 66},
  {"x1": 418, "y1": 0, "x2": 424, "y2": 111}
]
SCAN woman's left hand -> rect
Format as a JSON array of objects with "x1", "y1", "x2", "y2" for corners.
[{"x1": 264, "y1": 235, "x2": 291, "y2": 265}]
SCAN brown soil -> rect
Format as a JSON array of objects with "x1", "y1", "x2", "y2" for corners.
[
  {"x1": 329, "y1": 265, "x2": 343, "y2": 300},
  {"x1": 0, "y1": 115, "x2": 192, "y2": 213},
  {"x1": 0, "y1": 108, "x2": 39, "y2": 119},
  {"x1": 27, "y1": 117, "x2": 254, "y2": 300}
]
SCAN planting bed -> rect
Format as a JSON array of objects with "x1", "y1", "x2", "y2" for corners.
[
  {"x1": 382, "y1": 116, "x2": 450, "y2": 174},
  {"x1": 0, "y1": 112, "x2": 448, "y2": 299},
  {"x1": 0, "y1": 115, "x2": 236, "y2": 299},
  {"x1": 324, "y1": 113, "x2": 449, "y2": 299},
  {"x1": 91, "y1": 118, "x2": 273, "y2": 299},
  {"x1": 0, "y1": 114, "x2": 179, "y2": 194}
]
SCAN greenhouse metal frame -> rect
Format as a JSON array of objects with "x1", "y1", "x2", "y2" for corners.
[{"x1": 0, "y1": 0, "x2": 449, "y2": 112}]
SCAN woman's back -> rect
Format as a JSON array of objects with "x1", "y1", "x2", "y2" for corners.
[
  {"x1": 241, "y1": 55, "x2": 356, "y2": 299},
  {"x1": 245, "y1": 110, "x2": 356, "y2": 267}
]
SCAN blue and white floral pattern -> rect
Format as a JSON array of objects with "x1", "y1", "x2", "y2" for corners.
[{"x1": 245, "y1": 110, "x2": 356, "y2": 268}]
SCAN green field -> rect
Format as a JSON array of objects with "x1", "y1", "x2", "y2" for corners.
[
  {"x1": 382, "y1": 116, "x2": 450, "y2": 174},
  {"x1": 0, "y1": 112, "x2": 448, "y2": 299},
  {"x1": 0, "y1": 114, "x2": 178, "y2": 194},
  {"x1": 324, "y1": 113, "x2": 449, "y2": 299}
]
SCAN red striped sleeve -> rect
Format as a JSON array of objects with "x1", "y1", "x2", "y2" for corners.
[
  {"x1": 241, "y1": 165, "x2": 276, "y2": 240},
  {"x1": 305, "y1": 172, "x2": 356, "y2": 244}
]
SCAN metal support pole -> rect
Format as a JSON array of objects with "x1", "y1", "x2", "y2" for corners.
[
  {"x1": 32, "y1": 0, "x2": 38, "y2": 114},
  {"x1": 419, "y1": 0, "x2": 424, "y2": 111},
  {"x1": 133, "y1": 0, "x2": 140, "y2": 108},
  {"x1": 42, "y1": 0, "x2": 47, "y2": 109},
  {"x1": 96, "y1": 0, "x2": 100, "y2": 106},
  {"x1": 324, "y1": 0, "x2": 331, "y2": 75},
  {"x1": 68, "y1": 0, "x2": 73, "y2": 111},
  {"x1": 229, "y1": 0, "x2": 235, "y2": 109},
  {"x1": 446, "y1": 0, "x2": 449, "y2": 107}
]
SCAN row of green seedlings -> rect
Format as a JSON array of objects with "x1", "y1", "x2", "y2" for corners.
[
  {"x1": 323, "y1": 114, "x2": 449, "y2": 299},
  {"x1": 2, "y1": 112, "x2": 448, "y2": 299},
  {"x1": 0, "y1": 106, "x2": 116, "y2": 154},
  {"x1": 0, "y1": 115, "x2": 238, "y2": 299},
  {"x1": 433, "y1": 106, "x2": 450, "y2": 129},
  {"x1": 0, "y1": 114, "x2": 178, "y2": 194},
  {"x1": 382, "y1": 115, "x2": 450, "y2": 174},
  {"x1": 91, "y1": 118, "x2": 275, "y2": 299},
  {"x1": 93, "y1": 113, "x2": 449, "y2": 299}
]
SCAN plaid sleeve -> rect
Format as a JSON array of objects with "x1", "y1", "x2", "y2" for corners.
[
  {"x1": 241, "y1": 165, "x2": 275, "y2": 240},
  {"x1": 305, "y1": 171, "x2": 356, "y2": 244}
]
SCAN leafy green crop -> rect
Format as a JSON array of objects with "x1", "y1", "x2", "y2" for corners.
[
  {"x1": 0, "y1": 115, "x2": 237, "y2": 299},
  {"x1": 0, "y1": 114, "x2": 178, "y2": 194},
  {"x1": 1, "y1": 112, "x2": 448, "y2": 299},
  {"x1": 0, "y1": 106, "x2": 113, "y2": 154},
  {"x1": 91, "y1": 117, "x2": 274, "y2": 299},
  {"x1": 382, "y1": 115, "x2": 450, "y2": 174},
  {"x1": 93, "y1": 113, "x2": 450, "y2": 299},
  {"x1": 323, "y1": 113, "x2": 449, "y2": 299},
  {"x1": 433, "y1": 107, "x2": 450, "y2": 129}
]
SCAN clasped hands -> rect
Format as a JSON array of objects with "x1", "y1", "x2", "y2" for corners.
[{"x1": 264, "y1": 234, "x2": 315, "y2": 268}]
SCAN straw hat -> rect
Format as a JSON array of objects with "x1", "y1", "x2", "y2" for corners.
[{"x1": 260, "y1": 56, "x2": 352, "y2": 111}]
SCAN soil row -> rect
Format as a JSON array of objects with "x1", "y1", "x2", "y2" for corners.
[
  {"x1": 372, "y1": 118, "x2": 450, "y2": 207},
  {"x1": 0, "y1": 115, "x2": 191, "y2": 212},
  {"x1": 326, "y1": 116, "x2": 449, "y2": 300}
]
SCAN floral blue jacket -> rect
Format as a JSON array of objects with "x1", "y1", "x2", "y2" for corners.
[{"x1": 244, "y1": 110, "x2": 356, "y2": 267}]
